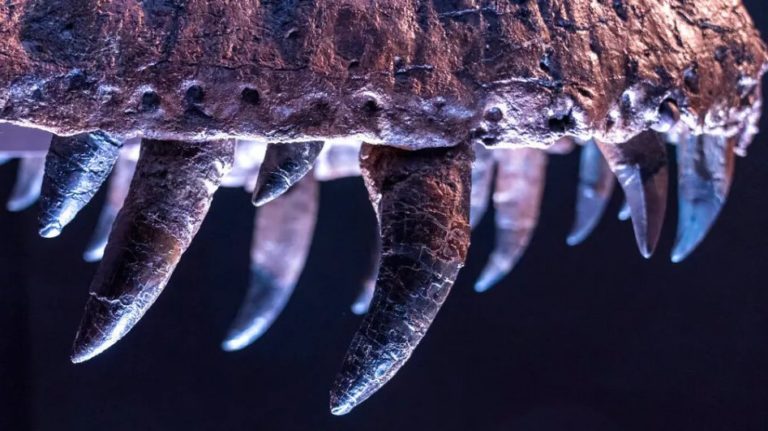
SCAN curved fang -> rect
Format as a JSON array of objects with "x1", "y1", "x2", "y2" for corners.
[
  {"x1": 474, "y1": 148, "x2": 548, "y2": 293},
  {"x1": 470, "y1": 143, "x2": 494, "y2": 229},
  {"x1": 567, "y1": 140, "x2": 615, "y2": 246},
  {"x1": 251, "y1": 141, "x2": 324, "y2": 206},
  {"x1": 38, "y1": 133, "x2": 122, "y2": 238},
  {"x1": 70, "y1": 139, "x2": 235, "y2": 364},
  {"x1": 6, "y1": 155, "x2": 46, "y2": 212},
  {"x1": 222, "y1": 174, "x2": 319, "y2": 351},
  {"x1": 330, "y1": 142, "x2": 473, "y2": 415},
  {"x1": 671, "y1": 134, "x2": 735, "y2": 263},
  {"x1": 83, "y1": 148, "x2": 139, "y2": 262},
  {"x1": 596, "y1": 132, "x2": 669, "y2": 258}
]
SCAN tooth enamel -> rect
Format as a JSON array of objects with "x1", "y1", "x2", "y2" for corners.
[
  {"x1": 618, "y1": 199, "x2": 631, "y2": 221},
  {"x1": 474, "y1": 148, "x2": 547, "y2": 293},
  {"x1": 330, "y1": 142, "x2": 472, "y2": 415},
  {"x1": 6, "y1": 155, "x2": 46, "y2": 212},
  {"x1": 252, "y1": 141, "x2": 324, "y2": 207},
  {"x1": 223, "y1": 173, "x2": 319, "y2": 351},
  {"x1": 597, "y1": 132, "x2": 669, "y2": 258},
  {"x1": 70, "y1": 139, "x2": 234, "y2": 364},
  {"x1": 567, "y1": 140, "x2": 615, "y2": 246},
  {"x1": 38, "y1": 132, "x2": 122, "y2": 238},
  {"x1": 470, "y1": 143, "x2": 494, "y2": 229},
  {"x1": 672, "y1": 132, "x2": 735, "y2": 263},
  {"x1": 351, "y1": 234, "x2": 381, "y2": 316}
]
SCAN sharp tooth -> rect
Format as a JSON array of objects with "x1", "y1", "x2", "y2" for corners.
[
  {"x1": 330, "y1": 142, "x2": 472, "y2": 415},
  {"x1": 618, "y1": 199, "x2": 631, "y2": 221},
  {"x1": 70, "y1": 139, "x2": 234, "y2": 363},
  {"x1": 6, "y1": 155, "x2": 46, "y2": 212},
  {"x1": 38, "y1": 133, "x2": 122, "y2": 238},
  {"x1": 314, "y1": 143, "x2": 363, "y2": 181},
  {"x1": 671, "y1": 134, "x2": 735, "y2": 263},
  {"x1": 222, "y1": 174, "x2": 319, "y2": 351},
  {"x1": 474, "y1": 148, "x2": 547, "y2": 293},
  {"x1": 350, "y1": 235, "x2": 381, "y2": 316},
  {"x1": 83, "y1": 151, "x2": 138, "y2": 262},
  {"x1": 567, "y1": 140, "x2": 615, "y2": 246},
  {"x1": 251, "y1": 141, "x2": 324, "y2": 206},
  {"x1": 596, "y1": 132, "x2": 669, "y2": 258},
  {"x1": 470, "y1": 143, "x2": 494, "y2": 229}
]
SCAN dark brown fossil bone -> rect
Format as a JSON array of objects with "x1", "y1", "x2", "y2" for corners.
[
  {"x1": 38, "y1": 132, "x2": 122, "y2": 238},
  {"x1": 70, "y1": 139, "x2": 235, "y2": 363},
  {"x1": 252, "y1": 141, "x2": 325, "y2": 206},
  {"x1": 330, "y1": 142, "x2": 473, "y2": 415}
]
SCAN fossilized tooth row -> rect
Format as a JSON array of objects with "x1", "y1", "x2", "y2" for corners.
[
  {"x1": 567, "y1": 140, "x2": 616, "y2": 246},
  {"x1": 330, "y1": 142, "x2": 473, "y2": 415},
  {"x1": 474, "y1": 148, "x2": 548, "y2": 293},
  {"x1": 83, "y1": 148, "x2": 139, "y2": 262},
  {"x1": 672, "y1": 133, "x2": 735, "y2": 263},
  {"x1": 222, "y1": 173, "x2": 319, "y2": 352},
  {"x1": 70, "y1": 139, "x2": 235, "y2": 364},
  {"x1": 6, "y1": 155, "x2": 46, "y2": 212},
  {"x1": 38, "y1": 132, "x2": 122, "y2": 238},
  {"x1": 596, "y1": 132, "x2": 669, "y2": 258},
  {"x1": 252, "y1": 142, "x2": 324, "y2": 207},
  {"x1": 470, "y1": 144, "x2": 494, "y2": 229}
]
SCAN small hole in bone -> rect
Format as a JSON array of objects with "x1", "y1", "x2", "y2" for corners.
[
  {"x1": 241, "y1": 88, "x2": 260, "y2": 105},
  {"x1": 362, "y1": 99, "x2": 379, "y2": 114},
  {"x1": 484, "y1": 107, "x2": 503, "y2": 123},
  {"x1": 548, "y1": 112, "x2": 575, "y2": 132},
  {"x1": 186, "y1": 85, "x2": 205, "y2": 104},
  {"x1": 141, "y1": 91, "x2": 161, "y2": 112}
]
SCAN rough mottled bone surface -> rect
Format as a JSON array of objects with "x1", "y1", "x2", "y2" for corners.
[
  {"x1": 39, "y1": 132, "x2": 122, "y2": 238},
  {"x1": 71, "y1": 139, "x2": 234, "y2": 363},
  {"x1": 330, "y1": 142, "x2": 472, "y2": 415},
  {"x1": 0, "y1": 0, "x2": 764, "y2": 148}
]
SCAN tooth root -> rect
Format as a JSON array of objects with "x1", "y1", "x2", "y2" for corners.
[
  {"x1": 70, "y1": 139, "x2": 235, "y2": 364},
  {"x1": 672, "y1": 134, "x2": 735, "y2": 263},
  {"x1": 596, "y1": 131, "x2": 669, "y2": 258},
  {"x1": 6, "y1": 155, "x2": 46, "y2": 212},
  {"x1": 618, "y1": 199, "x2": 631, "y2": 221},
  {"x1": 351, "y1": 234, "x2": 381, "y2": 316},
  {"x1": 330, "y1": 142, "x2": 473, "y2": 415},
  {"x1": 474, "y1": 148, "x2": 547, "y2": 293},
  {"x1": 251, "y1": 141, "x2": 324, "y2": 206},
  {"x1": 470, "y1": 143, "x2": 494, "y2": 229},
  {"x1": 38, "y1": 133, "x2": 122, "y2": 238},
  {"x1": 567, "y1": 140, "x2": 616, "y2": 246},
  {"x1": 222, "y1": 174, "x2": 319, "y2": 351},
  {"x1": 83, "y1": 152, "x2": 138, "y2": 262}
]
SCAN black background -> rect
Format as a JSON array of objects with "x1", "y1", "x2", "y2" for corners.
[{"x1": 1, "y1": 4, "x2": 767, "y2": 430}]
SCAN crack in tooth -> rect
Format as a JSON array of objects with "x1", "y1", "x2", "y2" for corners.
[
  {"x1": 474, "y1": 148, "x2": 547, "y2": 293},
  {"x1": 252, "y1": 141, "x2": 324, "y2": 207},
  {"x1": 567, "y1": 140, "x2": 615, "y2": 246},
  {"x1": 38, "y1": 132, "x2": 122, "y2": 238},
  {"x1": 222, "y1": 173, "x2": 319, "y2": 351},
  {"x1": 70, "y1": 139, "x2": 235, "y2": 364},
  {"x1": 597, "y1": 132, "x2": 669, "y2": 258},
  {"x1": 330, "y1": 142, "x2": 472, "y2": 415},
  {"x1": 672, "y1": 133, "x2": 735, "y2": 263},
  {"x1": 6, "y1": 155, "x2": 46, "y2": 212}
]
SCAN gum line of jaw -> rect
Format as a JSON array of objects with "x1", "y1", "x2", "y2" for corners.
[{"x1": 0, "y1": 88, "x2": 759, "y2": 415}]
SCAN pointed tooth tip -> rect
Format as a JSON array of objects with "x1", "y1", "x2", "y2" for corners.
[
  {"x1": 350, "y1": 302, "x2": 368, "y2": 316},
  {"x1": 6, "y1": 198, "x2": 31, "y2": 212},
  {"x1": 566, "y1": 231, "x2": 586, "y2": 247},
  {"x1": 329, "y1": 387, "x2": 361, "y2": 416},
  {"x1": 39, "y1": 223, "x2": 62, "y2": 238},
  {"x1": 221, "y1": 318, "x2": 270, "y2": 352},
  {"x1": 82, "y1": 248, "x2": 104, "y2": 263},
  {"x1": 251, "y1": 188, "x2": 277, "y2": 207},
  {"x1": 670, "y1": 251, "x2": 686, "y2": 264}
]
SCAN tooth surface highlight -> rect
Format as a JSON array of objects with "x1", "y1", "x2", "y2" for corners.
[
  {"x1": 70, "y1": 139, "x2": 235, "y2": 363},
  {"x1": 618, "y1": 199, "x2": 631, "y2": 221},
  {"x1": 330, "y1": 142, "x2": 472, "y2": 415},
  {"x1": 38, "y1": 133, "x2": 122, "y2": 238},
  {"x1": 252, "y1": 141, "x2": 324, "y2": 207},
  {"x1": 470, "y1": 143, "x2": 494, "y2": 229},
  {"x1": 567, "y1": 140, "x2": 615, "y2": 246},
  {"x1": 222, "y1": 174, "x2": 319, "y2": 351},
  {"x1": 597, "y1": 132, "x2": 669, "y2": 258},
  {"x1": 350, "y1": 235, "x2": 381, "y2": 316},
  {"x1": 672, "y1": 134, "x2": 735, "y2": 263},
  {"x1": 474, "y1": 148, "x2": 547, "y2": 293},
  {"x1": 6, "y1": 155, "x2": 45, "y2": 212}
]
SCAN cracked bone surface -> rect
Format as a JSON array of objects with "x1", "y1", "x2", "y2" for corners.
[
  {"x1": 330, "y1": 142, "x2": 472, "y2": 415},
  {"x1": 70, "y1": 139, "x2": 235, "y2": 363},
  {"x1": 0, "y1": 0, "x2": 764, "y2": 418}
]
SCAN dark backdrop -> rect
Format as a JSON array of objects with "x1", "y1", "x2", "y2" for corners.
[{"x1": 1, "y1": 4, "x2": 767, "y2": 430}]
